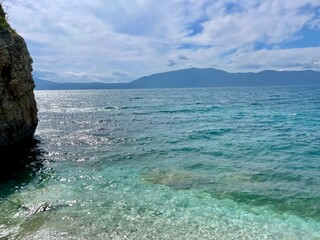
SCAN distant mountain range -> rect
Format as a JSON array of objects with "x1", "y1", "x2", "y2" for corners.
[{"x1": 34, "y1": 68, "x2": 320, "y2": 90}]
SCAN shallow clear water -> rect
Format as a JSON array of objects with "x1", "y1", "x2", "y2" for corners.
[{"x1": 1, "y1": 87, "x2": 320, "y2": 239}]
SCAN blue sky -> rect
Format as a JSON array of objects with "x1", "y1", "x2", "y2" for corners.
[{"x1": 4, "y1": 0, "x2": 320, "y2": 83}]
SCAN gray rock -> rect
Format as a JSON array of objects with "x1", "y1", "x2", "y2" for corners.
[
  {"x1": 21, "y1": 203, "x2": 52, "y2": 216},
  {"x1": 0, "y1": 4, "x2": 38, "y2": 147}
]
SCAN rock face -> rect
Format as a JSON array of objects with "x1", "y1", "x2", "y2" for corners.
[{"x1": 0, "y1": 5, "x2": 38, "y2": 147}]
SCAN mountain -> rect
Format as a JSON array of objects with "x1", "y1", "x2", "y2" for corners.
[
  {"x1": 35, "y1": 79, "x2": 128, "y2": 90},
  {"x1": 35, "y1": 68, "x2": 320, "y2": 90},
  {"x1": 130, "y1": 68, "x2": 320, "y2": 88}
]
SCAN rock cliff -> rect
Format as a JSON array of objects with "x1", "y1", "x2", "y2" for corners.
[{"x1": 0, "y1": 5, "x2": 38, "y2": 147}]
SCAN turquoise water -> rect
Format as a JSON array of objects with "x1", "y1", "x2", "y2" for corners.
[{"x1": 1, "y1": 87, "x2": 320, "y2": 239}]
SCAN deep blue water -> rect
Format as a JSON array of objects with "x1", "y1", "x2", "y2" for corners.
[{"x1": 1, "y1": 87, "x2": 320, "y2": 239}]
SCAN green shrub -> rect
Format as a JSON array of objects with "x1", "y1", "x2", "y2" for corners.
[{"x1": 0, "y1": 4, "x2": 14, "y2": 32}]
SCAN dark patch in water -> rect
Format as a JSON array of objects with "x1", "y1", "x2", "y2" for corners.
[
  {"x1": 0, "y1": 137, "x2": 45, "y2": 182},
  {"x1": 0, "y1": 137, "x2": 49, "y2": 200}
]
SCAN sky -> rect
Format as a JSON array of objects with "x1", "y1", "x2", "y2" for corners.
[{"x1": 4, "y1": 0, "x2": 320, "y2": 83}]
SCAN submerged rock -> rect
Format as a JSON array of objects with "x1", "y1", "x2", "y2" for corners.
[
  {"x1": 0, "y1": 5, "x2": 38, "y2": 147},
  {"x1": 141, "y1": 169, "x2": 208, "y2": 190},
  {"x1": 21, "y1": 203, "x2": 52, "y2": 216}
]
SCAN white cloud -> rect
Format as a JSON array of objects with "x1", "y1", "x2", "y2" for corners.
[
  {"x1": 229, "y1": 47, "x2": 320, "y2": 71},
  {"x1": 4, "y1": 0, "x2": 320, "y2": 82},
  {"x1": 189, "y1": 1, "x2": 317, "y2": 46}
]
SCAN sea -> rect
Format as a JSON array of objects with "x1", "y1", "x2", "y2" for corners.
[{"x1": 0, "y1": 86, "x2": 320, "y2": 239}]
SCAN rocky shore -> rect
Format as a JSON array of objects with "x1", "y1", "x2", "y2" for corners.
[{"x1": 0, "y1": 4, "x2": 38, "y2": 147}]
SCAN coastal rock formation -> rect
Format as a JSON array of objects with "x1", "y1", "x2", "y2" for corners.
[{"x1": 0, "y1": 5, "x2": 38, "y2": 147}]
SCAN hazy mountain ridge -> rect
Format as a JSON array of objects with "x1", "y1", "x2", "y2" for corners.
[{"x1": 35, "y1": 68, "x2": 320, "y2": 90}]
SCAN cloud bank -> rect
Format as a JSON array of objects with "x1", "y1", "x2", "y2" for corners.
[{"x1": 5, "y1": 0, "x2": 320, "y2": 82}]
